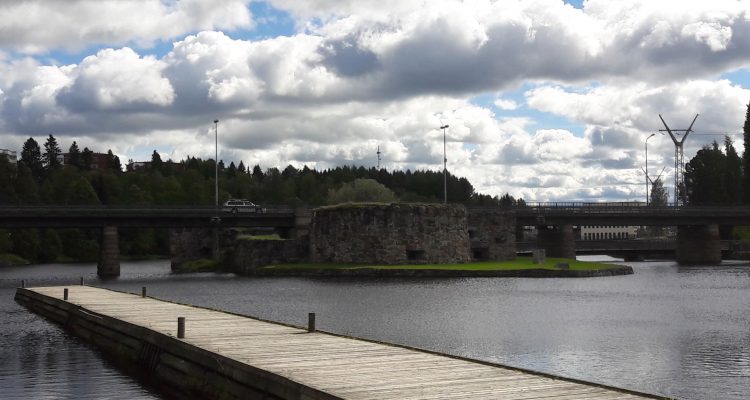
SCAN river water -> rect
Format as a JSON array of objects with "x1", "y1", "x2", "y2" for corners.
[{"x1": 1, "y1": 258, "x2": 748, "y2": 399}]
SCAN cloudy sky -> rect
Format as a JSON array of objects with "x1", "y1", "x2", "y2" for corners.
[{"x1": 1, "y1": 0, "x2": 750, "y2": 202}]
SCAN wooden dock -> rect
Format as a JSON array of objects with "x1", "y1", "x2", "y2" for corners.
[{"x1": 15, "y1": 285, "x2": 663, "y2": 400}]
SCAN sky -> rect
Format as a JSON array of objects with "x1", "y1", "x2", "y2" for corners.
[{"x1": 1, "y1": 0, "x2": 750, "y2": 202}]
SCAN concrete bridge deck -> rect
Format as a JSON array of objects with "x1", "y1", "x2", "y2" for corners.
[
  {"x1": 0, "y1": 205, "x2": 297, "y2": 228},
  {"x1": 16, "y1": 285, "x2": 663, "y2": 400}
]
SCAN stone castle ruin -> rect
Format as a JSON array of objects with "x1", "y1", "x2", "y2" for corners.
[
  {"x1": 202, "y1": 203, "x2": 516, "y2": 273},
  {"x1": 309, "y1": 203, "x2": 515, "y2": 265}
]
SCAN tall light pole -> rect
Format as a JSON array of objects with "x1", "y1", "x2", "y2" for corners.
[
  {"x1": 214, "y1": 119, "x2": 219, "y2": 209},
  {"x1": 645, "y1": 133, "x2": 656, "y2": 205},
  {"x1": 440, "y1": 124, "x2": 449, "y2": 203}
]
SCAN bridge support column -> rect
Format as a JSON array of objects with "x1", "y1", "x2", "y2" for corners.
[
  {"x1": 97, "y1": 225, "x2": 120, "y2": 277},
  {"x1": 536, "y1": 225, "x2": 575, "y2": 259},
  {"x1": 676, "y1": 224, "x2": 721, "y2": 265}
]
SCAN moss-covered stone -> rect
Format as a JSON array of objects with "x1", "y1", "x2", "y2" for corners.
[{"x1": 171, "y1": 258, "x2": 221, "y2": 273}]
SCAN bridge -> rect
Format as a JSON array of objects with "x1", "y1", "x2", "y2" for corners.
[
  {"x1": 513, "y1": 202, "x2": 750, "y2": 226},
  {"x1": 507, "y1": 202, "x2": 747, "y2": 266},
  {"x1": 0, "y1": 205, "x2": 296, "y2": 228},
  {"x1": 0, "y1": 205, "x2": 305, "y2": 277},
  {"x1": 2, "y1": 202, "x2": 745, "y2": 276}
]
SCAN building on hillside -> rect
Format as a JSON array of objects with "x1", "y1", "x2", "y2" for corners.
[
  {"x1": 126, "y1": 160, "x2": 185, "y2": 172},
  {"x1": 0, "y1": 149, "x2": 17, "y2": 163},
  {"x1": 580, "y1": 225, "x2": 637, "y2": 240},
  {"x1": 57, "y1": 152, "x2": 112, "y2": 169}
]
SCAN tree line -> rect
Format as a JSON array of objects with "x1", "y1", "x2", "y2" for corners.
[
  {"x1": 0, "y1": 135, "x2": 522, "y2": 263},
  {"x1": 682, "y1": 102, "x2": 750, "y2": 206}
]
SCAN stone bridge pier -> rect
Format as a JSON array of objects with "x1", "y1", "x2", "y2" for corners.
[
  {"x1": 97, "y1": 225, "x2": 120, "y2": 277},
  {"x1": 676, "y1": 224, "x2": 721, "y2": 265},
  {"x1": 536, "y1": 224, "x2": 575, "y2": 259}
]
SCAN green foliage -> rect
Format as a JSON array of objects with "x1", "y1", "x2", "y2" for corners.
[
  {"x1": 59, "y1": 229, "x2": 99, "y2": 261},
  {"x1": 11, "y1": 230, "x2": 39, "y2": 261},
  {"x1": 0, "y1": 229, "x2": 12, "y2": 253},
  {"x1": 38, "y1": 229, "x2": 63, "y2": 262},
  {"x1": 0, "y1": 156, "x2": 17, "y2": 203},
  {"x1": 685, "y1": 139, "x2": 741, "y2": 205},
  {"x1": 650, "y1": 177, "x2": 668, "y2": 207},
  {"x1": 68, "y1": 141, "x2": 82, "y2": 169},
  {"x1": 42, "y1": 134, "x2": 62, "y2": 172},
  {"x1": 327, "y1": 178, "x2": 397, "y2": 204},
  {"x1": 20, "y1": 137, "x2": 44, "y2": 182},
  {"x1": 724, "y1": 136, "x2": 742, "y2": 204},
  {"x1": 743, "y1": 102, "x2": 750, "y2": 203},
  {"x1": 173, "y1": 258, "x2": 221, "y2": 273}
]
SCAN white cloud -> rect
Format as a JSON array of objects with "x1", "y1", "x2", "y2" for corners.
[
  {"x1": 494, "y1": 98, "x2": 518, "y2": 111},
  {"x1": 58, "y1": 48, "x2": 175, "y2": 111},
  {"x1": 0, "y1": 0, "x2": 254, "y2": 54},
  {"x1": 2, "y1": 0, "x2": 750, "y2": 202}
]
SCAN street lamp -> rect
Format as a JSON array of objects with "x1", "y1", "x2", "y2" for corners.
[
  {"x1": 214, "y1": 119, "x2": 219, "y2": 209},
  {"x1": 645, "y1": 133, "x2": 656, "y2": 205},
  {"x1": 440, "y1": 124, "x2": 449, "y2": 203}
]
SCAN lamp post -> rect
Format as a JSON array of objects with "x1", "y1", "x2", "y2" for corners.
[
  {"x1": 440, "y1": 124, "x2": 449, "y2": 203},
  {"x1": 214, "y1": 119, "x2": 219, "y2": 209},
  {"x1": 645, "y1": 133, "x2": 656, "y2": 205}
]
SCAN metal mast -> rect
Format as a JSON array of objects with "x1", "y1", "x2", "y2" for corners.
[
  {"x1": 659, "y1": 114, "x2": 698, "y2": 206},
  {"x1": 377, "y1": 146, "x2": 381, "y2": 169}
]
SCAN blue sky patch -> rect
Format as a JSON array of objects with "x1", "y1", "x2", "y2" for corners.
[
  {"x1": 719, "y1": 68, "x2": 750, "y2": 88},
  {"x1": 470, "y1": 85, "x2": 586, "y2": 137}
]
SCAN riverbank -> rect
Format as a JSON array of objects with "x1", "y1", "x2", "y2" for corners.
[
  {"x1": 0, "y1": 254, "x2": 30, "y2": 268},
  {"x1": 252, "y1": 257, "x2": 633, "y2": 278}
]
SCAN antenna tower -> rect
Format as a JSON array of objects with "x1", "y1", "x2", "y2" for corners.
[
  {"x1": 659, "y1": 114, "x2": 698, "y2": 206},
  {"x1": 376, "y1": 146, "x2": 381, "y2": 169}
]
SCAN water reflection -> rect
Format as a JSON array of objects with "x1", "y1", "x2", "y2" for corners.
[{"x1": 1, "y1": 259, "x2": 749, "y2": 399}]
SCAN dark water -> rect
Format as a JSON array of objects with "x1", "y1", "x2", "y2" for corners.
[{"x1": 1, "y1": 258, "x2": 749, "y2": 400}]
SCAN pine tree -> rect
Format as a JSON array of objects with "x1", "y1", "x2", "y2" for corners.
[
  {"x1": 237, "y1": 160, "x2": 246, "y2": 173},
  {"x1": 43, "y1": 134, "x2": 62, "y2": 171},
  {"x1": 68, "y1": 141, "x2": 82, "y2": 169},
  {"x1": 151, "y1": 150, "x2": 163, "y2": 171},
  {"x1": 724, "y1": 136, "x2": 742, "y2": 204},
  {"x1": 252, "y1": 165, "x2": 263, "y2": 180},
  {"x1": 19, "y1": 137, "x2": 44, "y2": 182},
  {"x1": 107, "y1": 150, "x2": 122, "y2": 172}
]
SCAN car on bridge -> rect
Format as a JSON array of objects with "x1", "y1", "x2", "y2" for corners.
[{"x1": 222, "y1": 199, "x2": 266, "y2": 214}]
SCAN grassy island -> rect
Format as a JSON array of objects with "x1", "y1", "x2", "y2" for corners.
[{"x1": 254, "y1": 257, "x2": 633, "y2": 278}]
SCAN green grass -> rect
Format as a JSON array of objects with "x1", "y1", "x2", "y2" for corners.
[
  {"x1": 172, "y1": 258, "x2": 221, "y2": 273},
  {"x1": 263, "y1": 257, "x2": 616, "y2": 271},
  {"x1": 237, "y1": 234, "x2": 283, "y2": 241}
]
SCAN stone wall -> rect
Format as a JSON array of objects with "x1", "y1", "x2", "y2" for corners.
[
  {"x1": 309, "y1": 203, "x2": 471, "y2": 264},
  {"x1": 466, "y1": 209, "x2": 517, "y2": 261},
  {"x1": 225, "y1": 238, "x2": 308, "y2": 274},
  {"x1": 169, "y1": 228, "x2": 214, "y2": 270}
]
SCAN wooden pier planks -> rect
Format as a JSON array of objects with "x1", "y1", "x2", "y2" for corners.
[{"x1": 23, "y1": 286, "x2": 659, "y2": 400}]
